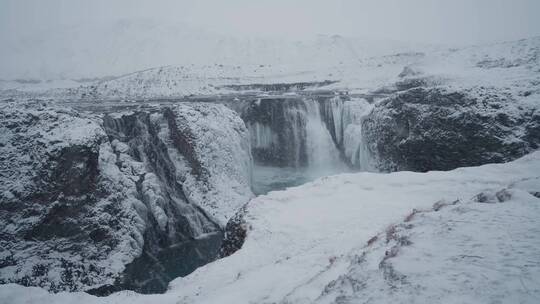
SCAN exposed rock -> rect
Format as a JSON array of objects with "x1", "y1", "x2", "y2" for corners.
[
  {"x1": 221, "y1": 80, "x2": 338, "y2": 92},
  {"x1": 219, "y1": 205, "x2": 248, "y2": 258},
  {"x1": 240, "y1": 97, "x2": 310, "y2": 167},
  {"x1": 398, "y1": 66, "x2": 422, "y2": 78},
  {"x1": 0, "y1": 101, "x2": 253, "y2": 293},
  {"x1": 362, "y1": 87, "x2": 540, "y2": 171}
]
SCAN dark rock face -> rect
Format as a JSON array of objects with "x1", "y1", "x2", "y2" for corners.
[
  {"x1": 222, "y1": 80, "x2": 338, "y2": 92},
  {"x1": 362, "y1": 87, "x2": 540, "y2": 171},
  {"x1": 24, "y1": 145, "x2": 101, "y2": 241},
  {"x1": 0, "y1": 104, "x2": 121, "y2": 292},
  {"x1": 241, "y1": 98, "x2": 310, "y2": 167},
  {"x1": 96, "y1": 111, "x2": 222, "y2": 294},
  {"x1": 219, "y1": 205, "x2": 248, "y2": 258},
  {"x1": 0, "y1": 102, "x2": 252, "y2": 294},
  {"x1": 163, "y1": 109, "x2": 203, "y2": 177}
]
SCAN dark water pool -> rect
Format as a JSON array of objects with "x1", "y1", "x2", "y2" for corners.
[{"x1": 88, "y1": 232, "x2": 223, "y2": 295}]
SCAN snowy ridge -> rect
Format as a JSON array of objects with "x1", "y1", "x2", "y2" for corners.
[
  {"x1": 1, "y1": 151, "x2": 539, "y2": 303},
  {"x1": 2, "y1": 36, "x2": 538, "y2": 106}
]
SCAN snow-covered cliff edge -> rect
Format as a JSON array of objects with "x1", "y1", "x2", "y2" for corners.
[{"x1": 0, "y1": 101, "x2": 253, "y2": 293}]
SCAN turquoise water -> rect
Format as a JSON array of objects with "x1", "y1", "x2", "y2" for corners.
[{"x1": 252, "y1": 164, "x2": 351, "y2": 195}]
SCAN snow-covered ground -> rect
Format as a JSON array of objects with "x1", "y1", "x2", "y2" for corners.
[{"x1": 2, "y1": 151, "x2": 539, "y2": 303}]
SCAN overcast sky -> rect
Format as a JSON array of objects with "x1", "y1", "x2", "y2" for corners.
[{"x1": 2, "y1": 0, "x2": 540, "y2": 44}]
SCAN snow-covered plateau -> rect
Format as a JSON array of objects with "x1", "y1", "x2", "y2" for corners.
[{"x1": 1, "y1": 33, "x2": 540, "y2": 303}]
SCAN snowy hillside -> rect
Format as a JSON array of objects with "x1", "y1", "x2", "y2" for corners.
[
  {"x1": 1, "y1": 152, "x2": 539, "y2": 303},
  {"x1": 2, "y1": 35, "x2": 538, "y2": 104},
  {"x1": 0, "y1": 18, "x2": 419, "y2": 82}
]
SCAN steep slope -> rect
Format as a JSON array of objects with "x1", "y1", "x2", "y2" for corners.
[{"x1": 0, "y1": 101, "x2": 253, "y2": 293}]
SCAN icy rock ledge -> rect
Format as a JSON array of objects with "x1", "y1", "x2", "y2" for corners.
[
  {"x1": 362, "y1": 86, "x2": 540, "y2": 171},
  {"x1": 0, "y1": 101, "x2": 253, "y2": 293}
]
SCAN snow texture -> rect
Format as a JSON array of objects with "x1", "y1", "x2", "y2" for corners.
[
  {"x1": 0, "y1": 101, "x2": 253, "y2": 292},
  {"x1": 2, "y1": 151, "x2": 539, "y2": 303},
  {"x1": 165, "y1": 102, "x2": 253, "y2": 226},
  {"x1": 2, "y1": 36, "x2": 538, "y2": 104}
]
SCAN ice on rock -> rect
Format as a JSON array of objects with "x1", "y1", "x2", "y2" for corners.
[
  {"x1": 323, "y1": 97, "x2": 375, "y2": 170},
  {"x1": 141, "y1": 173, "x2": 169, "y2": 232},
  {"x1": 168, "y1": 102, "x2": 254, "y2": 227},
  {"x1": 0, "y1": 101, "x2": 253, "y2": 293},
  {"x1": 249, "y1": 122, "x2": 276, "y2": 149}
]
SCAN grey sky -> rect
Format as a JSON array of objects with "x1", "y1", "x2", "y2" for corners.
[{"x1": 1, "y1": 0, "x2": 539, "y2": 44}]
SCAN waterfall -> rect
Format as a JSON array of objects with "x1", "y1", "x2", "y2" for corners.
[
  {"x1": 341, "y1": 99, "x2": 375, "y2": 171},
  {"x1": 321, "y1": 96, "x2": 345, "y2": 146},
  {"x1": 283, "y1": 102, "x2": 307, "y2": 168},
  {"x1": 245, "y1": 96, "x2": 376, "y2": 170},
  {"x1": 316, "y1": 96, "x2": 375, "y2": 171},
  {"x1": 303, "y1": 99, "x2": 345, "y2": 173},
  {"x1": 249, "y1": 122, "x2": 275, "y2": 148},
  {"x1": 244, "y1": 95, "x2": 376, "y2": 193}
]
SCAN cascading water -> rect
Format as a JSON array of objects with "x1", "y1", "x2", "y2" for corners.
[
  {"x1": 335, "y1": 98, "x2": 376, "y2": 171},
  {"x1": 243, "y1": 95, "x2": 375, "y2": 194},
  {"x1": 249, "y1": 122, "x2": 275, "y2": 149},
  {"x1": 303, "y1": 98, "x2": 347, "y2": 174}
]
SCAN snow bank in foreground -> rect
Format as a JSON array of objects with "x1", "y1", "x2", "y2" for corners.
[{"x1": 1, "y1": 151, "x2": 540, "y2": 303}]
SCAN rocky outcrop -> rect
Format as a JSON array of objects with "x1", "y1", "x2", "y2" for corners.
[
  {"x1": 0, "y1": 101, "x2": 253, "y2": 294},
  {"x1": 164, "y1": 103, "x2": 253, "y2": 225},
  {"x1": 0, "y1": 103, "x2": 132, "y2": 292},
  {"x1": 218, "y1": 205, "x2": 248, "y2": 258},
  {"x1": 362, "y1": 87, "x2": 540, "y2": 171},
  {"x1": 240, "y1": 97, "x2": 310, "y2": 167}
]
